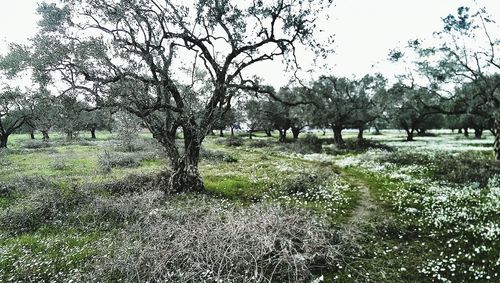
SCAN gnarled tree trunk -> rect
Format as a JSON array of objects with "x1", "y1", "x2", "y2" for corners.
[
  {"x1": 90, "y1": 127, "x2": 97, "y2": 139},
  {"x1": 169, "y1": 156, "x2": 203, "y2": 193},
  {"x1": 167, "y1": 126, "x2": 204, "y2": 192},
  {"x1": 278, "y1": 129, "x2": 287, "y2": 142},
  {"x1": 265, "y1": 129, "x2": 272, "y2": 137},
  {"x1": 494, "y1": 121, "x2": 500, "y2": 161},
  {"x1": 30, "y1": 130, "x2": 35, "y2": 140},
  {"x1": 474, "y1": 128, "x2": 483, "y2": 139},
  {"x1": 405, "y1": 128, "x2": 415, "y2": 141},
  {"x1": 219, "y1": 129, "x2": 224, "y2": 137},
  {"x1": 357, "y1": 127, "x2": 364, "y2": 140},
  {"x1": 463, "y1": 128, "x2": 469, "y2": 137},
  {"x1": 291, "y1": 127, "x2": 300, "y2": 139},
  {"x1": 332, "y1": 126, "x2": 344, "y2": 146},
  {"x1": 0, "y1": 134, "x2": 8, "y2": 148}
]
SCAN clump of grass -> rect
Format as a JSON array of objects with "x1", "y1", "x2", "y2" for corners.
[
  {"x1": 204, "y1": 175, "x2": 261, "y2": 201},
  {"x1": 86, "y1": 196, "x2": 338, "y2": 282},
  {"x1": 51, "y1": 156, "x2": 68, "y2": 171}
]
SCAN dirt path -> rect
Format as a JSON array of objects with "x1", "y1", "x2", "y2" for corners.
[{"x1": 339, "y1": 174, "x2": 378, "y2": 238}]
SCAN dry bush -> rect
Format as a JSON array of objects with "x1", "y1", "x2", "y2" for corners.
[
  {"x1": 88, "y1": 197, "x2": 338, "y2": 282},
  {"x1": 89, "y1": 171, "x2": 170, "y2": 195},
  {"x1": 200, "y1": 148, "x2": 238, "y2": 163},
  {"x1": 73, "y1": 190, "x2": 163, "y2": 228},
  {"x1": 0, "y1": 186, "x2": 88, "y2": 233}
]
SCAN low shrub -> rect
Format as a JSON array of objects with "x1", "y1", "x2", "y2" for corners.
[
  {"x1": 289, "y1": 134, "x2": 323, "y2": 154},
  {"x1": 75, "y1": 190, "x2": 163, "y2": 227},
  {"x1": 265, "y1": 169, "x2": 355, "y2": 217},
  {"x1": 247, "y1": 139, "x2": 273, "y2": 148},
  {"x1": 97, "y1": 151, "x2": 140, "y2": 173},
  {"x1": 277, "y1": 134, "x2": 323, "y2": 154},
  {"x1": 23, "y1": 140, "x2": 51, "y2": 149},
  {"x1": 51, "y1": 157, "x2": 68, "y2": 171},
  {"x1": 90, "y1": 171, "x2": 170, "y2": 195},
  {"x1": 86, "y1": 197, "x2": 338, "y2": 282},
  {"x1": 77, "y1": 139, "x2": 94, "y2": 146},
  {"x1": 1, "y1": 176, "x2": 54, "y2": 196},
  {"x1": 200, "y1": 148, "x2": 238, "y2": 163},
  {"x1": 219, "y1": 136, "x2": 244, "y2": 147},
  {"x1": 324, "y1": 139, "x2": 392, "y2": 155},
  {"x1": 0, "y1": 186, "x2": 88, "y2": 233}
]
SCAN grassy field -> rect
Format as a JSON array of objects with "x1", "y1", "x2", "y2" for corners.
[{"x1": 0, "y1": 129, "x2": 498, "y2": 282}]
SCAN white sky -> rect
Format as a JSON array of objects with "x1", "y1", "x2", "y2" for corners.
[{"x1": 0, "y1": 0, "x2": 499, "y2": 87}]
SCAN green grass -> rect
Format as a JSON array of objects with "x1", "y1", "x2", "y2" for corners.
[
  {"x1": 204, "y1": 175, "x2": 265, "y2": 201},
  {"x1": 0, "y1": 228, "x2": 101, "y2": 281}
]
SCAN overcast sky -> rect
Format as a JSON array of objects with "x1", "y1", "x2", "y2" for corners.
[{"x1": 0, "y1": 0, "x2": 499, "y2": 86}]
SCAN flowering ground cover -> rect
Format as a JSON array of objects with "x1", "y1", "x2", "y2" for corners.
[
  {"x1": 336, "y1": 131, "x2": 499, "y2": 282},
  {"x1": 0, "y1": 130, "x2": 498, "y2": 282}
]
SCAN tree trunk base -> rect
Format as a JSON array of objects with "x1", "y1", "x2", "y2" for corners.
[
  {"x1": 333, "y1": 127, "x2": 344, "y2": 147},
  {"x1": 291, "y1": 127, "x2": 300, "y2": 139},
  {"x1": 0, "y1": 135, "x2": 7, "y2": 148},
  {"x1": 474, "y1": 128, "x2": 483, "y2": 139},
  {"x1": 168, "y1": 164, "x2": 204, "y2": 193},
  {"x1": 42, "y1": 131, "x2": 50, "y2": 142}
]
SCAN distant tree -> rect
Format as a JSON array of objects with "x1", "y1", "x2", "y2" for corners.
[
  {"x1": 244, "y1": 98, "x2": 273, "y2": 139},
  {"x1": 29, "y1": 91, "x2": 61, "y2": 141},
  {"x1": 285, "y1": 87, "x2": 315, "y2": 139},
  {"x1": 268, "y1": 100, "x2": 293, "y2": 142},
  {"x1": 0, "y1": 89, "x2": 29, "y2": 148},
  {"x1": 213, "y1": 107, "x2": 243, "y2": 137},
  {"x1": 19, "y1": 121, "x2": 36, "y2": 140},
  {"x1": 35, "y1": 0, "x2": 332, "y2": 191},
  {"x1": 385, "y1": 84, "x2": 440, "y2": 141},
  {"x1": 0, "y1": 46, "x2": 31, "y2": 148},
  {"x1": 55, "y1": 95, "x2": 86, "y2": 140},
  {"x1": 311, "y1": 75, "x2": 386, "y2": 146},
  {"x1": 80, "y1": 106, "x2": 114, "y2": 139},
  {"x1": 349, "y1": 74, "x2": 387, "y2": 140}
]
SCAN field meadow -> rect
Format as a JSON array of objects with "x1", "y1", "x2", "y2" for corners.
[{"x1": 0, "y1": 129, "x2": 499, "y2": 282}]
